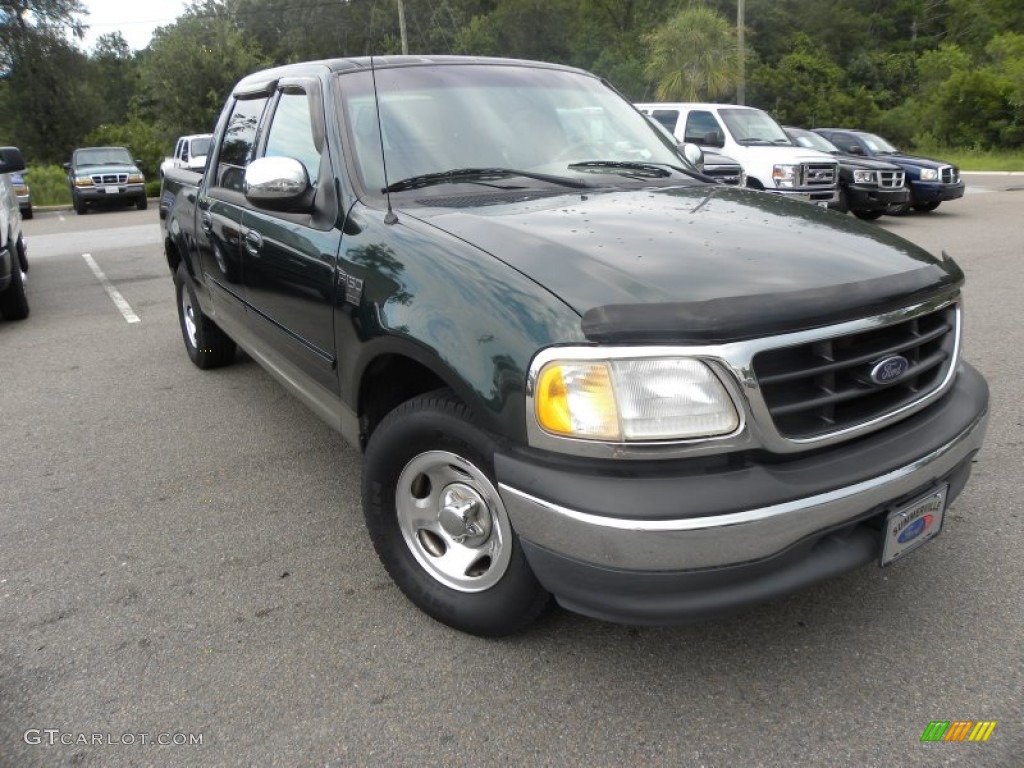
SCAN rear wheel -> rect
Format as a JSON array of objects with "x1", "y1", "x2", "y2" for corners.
[
  {"x1": 174, "y1": 264, "x2": 235, "y2": 368},
  {"x1": 852, "y1": 209, "x2": 884, "y2": 221},
  {"x1": 0, "y1": 240, "x2": 29, "y2": 320},
  {"x1": 913, "y1": 201, "x2": 940, "y2": 212},
  {"x1": 362, "y1": 390, "x2": 550, "y2": 636}
]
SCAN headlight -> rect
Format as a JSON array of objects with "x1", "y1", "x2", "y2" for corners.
[
  {"x1": 534, "y1": 357, "x2": 739, "y2": 441},
  {"x1": 920, "y1": 168, "x2": 938, "y2": 181},
  {"x1": 853, "y1": 170, "x2": 875, "y2": 184},
  {"x1": 74, "y1": 175, "x2": 94, "y2": 187},
  {"x1": 772, "y1": 164, "x2": 800, "y2": 188},
  {"x1": 127, "y1": 173, "x2": 145, "y2": 184}
]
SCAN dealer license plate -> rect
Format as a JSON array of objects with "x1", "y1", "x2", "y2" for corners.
[
  {"x1": 104, "y1": 185, "x2": 120, "y2": 194},
  {"x1": 880, "y1": 485, "x2": 948, "y2": 566}
]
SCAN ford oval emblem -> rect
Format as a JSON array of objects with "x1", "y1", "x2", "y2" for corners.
[
  {"x1": 870, "y1": 355, "x2": 910, "y2": 385},
  {"x1": 897, "y1": 514, "x2": 933, "y2": 544}
]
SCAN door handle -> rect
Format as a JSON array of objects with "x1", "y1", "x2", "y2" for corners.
[
  {"x1": 244, "y1": 230, "x2": 263, "y2": 257},
  {"x1": 200, "y1": 212, "x2": 213, "y2": 234}
]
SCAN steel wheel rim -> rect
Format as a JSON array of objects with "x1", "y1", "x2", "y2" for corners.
[
  {"x1": 395, "y1": 450, "x2": 513, "y2": 592},
  {"x1": 180, "y1": 288, "x2": 197, "y2": 347}
]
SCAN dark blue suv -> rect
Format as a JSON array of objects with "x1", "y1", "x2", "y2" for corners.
[{"x1": 813, "y1": 129, "x2": 964, "y2": 213}]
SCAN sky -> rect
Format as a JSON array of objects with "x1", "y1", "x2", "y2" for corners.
[{"x1": 77, "y1": 0, "x2": 190, "y2": 51}]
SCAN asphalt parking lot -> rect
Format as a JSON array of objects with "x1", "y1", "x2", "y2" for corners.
[{"x1": 1, "y1": 178, "x2": 1021, "y2": 767}]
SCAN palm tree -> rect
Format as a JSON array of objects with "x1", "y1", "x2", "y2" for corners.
[{"x1": 644, "y1": 4, "x2": 739, "y2": 101}]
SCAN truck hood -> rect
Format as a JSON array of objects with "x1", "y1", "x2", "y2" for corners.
[
  {"x1": 407, "y1": 184, "x2": 961, "y2": 343},
  {"x1": 732, "y1": 145, "x2": 834, "y2": 165},
  {"x1": 832, "y1": 153, "x2": 903, "y2": 171},
  {"x1": 878, "y1": 153, "x2": 954, "y2": 170}
]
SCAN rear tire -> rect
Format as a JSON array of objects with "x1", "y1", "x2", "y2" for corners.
[
  {"x1": 174, "y1": 264, "x2": 236, "y2": 369},
  {"x1": 0, "y1": 240, "x2": 29, "y2": 320},
  {"x1": 362, "y1": 389, "x2": 550, "y2": 636}
]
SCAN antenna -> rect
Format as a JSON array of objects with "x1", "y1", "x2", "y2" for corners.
[{"x1": 370, "y1": 55, "x2": 399, "y2": 225}]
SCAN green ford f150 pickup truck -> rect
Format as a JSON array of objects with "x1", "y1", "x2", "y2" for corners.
[{"x1": 161, "y1": 56, "x2": 989, "y2": 636}]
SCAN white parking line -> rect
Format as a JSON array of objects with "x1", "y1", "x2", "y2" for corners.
[{"x1": 81, "y1": 253, "x2": 141, "y2": 324}]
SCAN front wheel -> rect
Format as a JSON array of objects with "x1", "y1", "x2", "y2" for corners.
[
  {"x1": 0, "y1": 241, "x2": 29, "y2": 320},
  {"x1": 136, "y1": 196, "x2": 148, "y2": 211},
  {"x1": 73, "y1": 192, "x2": 87, "y2": 215},
  {"x1": 852, "y1": 209, "x2": 884, "y2": 221},
  {"x1": 362, "y1": 390, "x2": 550, "y2": 636},
  {"x1": 834, "y1": 187, "x2": 850, "y2": 214},
  {"x1": 913, "y1": 201, "x2": 940, "y2": 212},
  {"x1": 174, "y1": 264, "x2": 236, "y2": 368}
]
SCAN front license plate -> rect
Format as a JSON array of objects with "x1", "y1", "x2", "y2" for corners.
[
  {"x1": 104, "y1": 185, "x2": 120, "y2": 194},
  {"x1": 880, "y1": 485, "x2": 948, "y2": 566}
]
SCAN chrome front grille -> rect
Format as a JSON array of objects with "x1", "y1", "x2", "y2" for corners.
[
  {"x1": 802, "y1": 162, "x2": 837, "y2": 186},
  {"x1": 940, "y1": 166, "x2": 958, "y2": 184},
  {"x1": 92, "y1": 173, "x2": 128, "y2": 185},
  {"x1": 753, "y1": 303, "x2": 959, "y2": 440},
  {"x1": 878, "y1": 170, "x2": 904, "y2": 188}
]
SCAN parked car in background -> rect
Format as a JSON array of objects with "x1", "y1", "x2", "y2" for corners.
[
  {"x1": 64, "y1": 146, "x2": 147, "y2": 215},
  {"x1": 0, "y1": 146, "x2": 29, "y2": 320},
  {"x1": 635, "y1": 102, "x2": 838, "y2": 204},
  {"x1": 10, "y1": 171, "x2": 31, "y2": 219},
  {"x1": 812, "y1": 129, "x2": 964, "y2": 213},
  {"x1": 160, "y1": 133, "x2": 213, "y2": 178},
  {"x1": 644, "y1": 114, "x2": 744, "y2": 186},
  {"x1": 783, "y1": 126, "x2": 909, "y2": 221}
]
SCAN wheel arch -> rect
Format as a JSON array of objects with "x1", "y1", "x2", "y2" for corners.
[{"x1": 354, "y1": 344, "x2": 507, "y2": 449}]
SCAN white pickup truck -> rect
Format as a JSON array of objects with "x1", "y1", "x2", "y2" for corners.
[
  {"x1": 635, "y1": 103, "x2": 838, "y2": 204},
  {"x1": 159, "y1": 134, "x2": 213, "y2": 178}
]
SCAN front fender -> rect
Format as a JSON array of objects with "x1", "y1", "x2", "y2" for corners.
[{"x1": 335, "y1": 205, "x2": 584, "y2": 442}]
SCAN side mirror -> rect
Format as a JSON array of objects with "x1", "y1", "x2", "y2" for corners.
[
  {"x1": 244, "y1": 156, "x2": 314, "y2": 212},
  {"x1": 846, "y1": 145, "x2": 865, "y2": 156},
  {"x1": 704, "y1": 131, "x2": 725, "y2": 148},
  {"x1": 681, "y1": 142, "x2": 705, "y2": 172},
  {"x1": 0, "y1": 146, "x2": 27, "y2": 174},
  {"x1": 63, "y1": 162, "x2": 71, "y2": 171}
]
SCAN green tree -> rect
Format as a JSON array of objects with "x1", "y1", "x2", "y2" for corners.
[
  {"x1": 643, "y1": 3, "x2": 739, "y2": 101},
  {"x1": 138, "y1": 0, "x2": 268, "y2": 138}
]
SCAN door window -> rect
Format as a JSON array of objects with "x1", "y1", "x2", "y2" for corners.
[
  {"x1": 215, "y1": 96, "x2": 269, "y2": 191},
  {"x1": 263, "y1": 91, "x2": 322, "y2": 186},
  {"x1": 684, "y1": 111, "x2": 724, "y2": 146}
]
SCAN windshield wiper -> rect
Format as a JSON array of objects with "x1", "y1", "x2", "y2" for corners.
[
  {"x1": 736, "y1": 138, "x2": 775, "y2": 145},
  {"x1": 383, "y1": 167, "x2": 590, "y2": 193},
  {"x1": 566, "y1": 160, "x2": 681, "y2": 178}
]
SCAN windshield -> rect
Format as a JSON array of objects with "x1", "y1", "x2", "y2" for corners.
[
  {"x1": 191, "y1": 137, "x2": 212, "y2": 157},
  {"x1": 74, "y1": 147, "x2": 133, "y2": 166},
  {"x1": 719, "y1": 108, "x2": 791, "y2": 144},
  {"x1": 858, "y1": 133, "x2": 900, "y2": 153},
  {"x1": 338, "y1": 64, "x2": 696, "y2": 196},
  {"x1": 786, "y1": 128, "x2": 837, "y2": 153}
]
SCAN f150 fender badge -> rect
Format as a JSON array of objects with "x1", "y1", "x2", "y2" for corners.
[{"x1": 871, "y1": 355, "x2": 910, "y2": 384}]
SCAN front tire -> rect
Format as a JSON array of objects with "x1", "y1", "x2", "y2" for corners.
[
  {"x1": 0, "y1": 240, "x2": 29, "y2": 320},
  {"x1": 913, "y1": 201, "x2": 940, "y2": 212},
  {"x1": 362, "y1": 390, "x2": 550, "y2": 636},
  {"x1": 174, "y1": 264, "x2": 235, "y2": 368},
  {"x1": 834, "y1": 187, "x2": 850, "y2": 214},
  {"x1": 136, "y1": 196, "x2": 148, "y2": 211},
  {"x1": 73, "y1": 192, "x2": 87, "y2": 215},
  {"x1": 852, "y1": 209, "x2": 884, "y2": 221}
]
